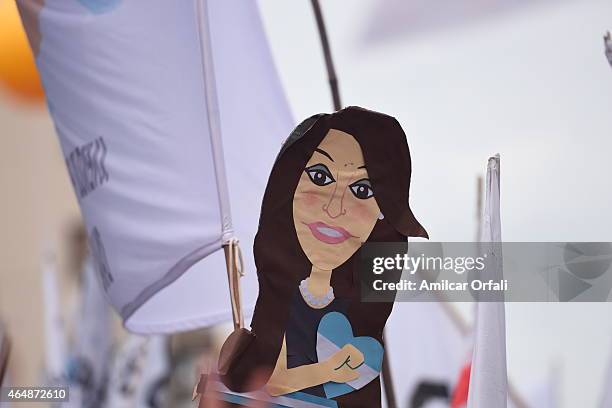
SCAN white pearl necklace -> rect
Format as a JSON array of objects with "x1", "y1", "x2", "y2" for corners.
[{"x1": 299, "y1": 279, "x2": 335, "y2": 308}]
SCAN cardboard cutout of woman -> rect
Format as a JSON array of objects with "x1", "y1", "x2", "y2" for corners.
[{"x1": 217, "y1": 106, "x2": 428, "y2": 408}]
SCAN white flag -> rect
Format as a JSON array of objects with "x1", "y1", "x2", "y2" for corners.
[
  {"x1": 384, "y1": 300, "x2": 470, "y2": 408},
  {"x1": 17, "y1": 0, "x2": 294, "y2": 333},
  {"x1": 467, "y1": 154, "x2": 508, "y2": 408}
]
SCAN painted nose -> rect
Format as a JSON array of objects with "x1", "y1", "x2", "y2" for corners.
[{"x1": 323, "y1": 183, "x2": 346, "y2": 219}]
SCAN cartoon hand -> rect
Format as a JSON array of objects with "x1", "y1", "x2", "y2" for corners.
[{"x1": 326, "y1": 344, "x2": 364, "y2": 383}]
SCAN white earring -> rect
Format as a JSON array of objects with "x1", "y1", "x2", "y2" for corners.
[{"x1": 378, "y1": 212, "x2": 385, "y2": 220}]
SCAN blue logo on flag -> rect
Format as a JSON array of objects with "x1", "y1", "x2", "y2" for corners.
[{"x1": 77, "y1": 0, "x2": 121, "y2": 14}]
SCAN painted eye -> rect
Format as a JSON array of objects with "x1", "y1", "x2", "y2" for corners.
[
  {"x1": 305, "y1": 164, "x2": 335, "y2": 186},
  {"x1": 349, "y1": 179, "x2": 374, "y2": 199}
]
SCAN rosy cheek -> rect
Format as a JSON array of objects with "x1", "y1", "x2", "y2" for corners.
[
  {"x1": 296, "y1": 189, "x2": 324, "y2": 209},
  {"x1": 349, "y1": 201, "x2": 378, "y2": 223},
  {"x1": 302, "y1": 191, "x2": 321, "y2": 207}
]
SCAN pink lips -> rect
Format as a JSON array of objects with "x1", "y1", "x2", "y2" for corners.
[{"x1": 304, "y1": 221, "x2": 356, "y2": 244}]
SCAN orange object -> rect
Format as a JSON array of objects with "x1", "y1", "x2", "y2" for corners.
[{"x1": 0, "y1": 0, "x2": 44, "y2": 104}]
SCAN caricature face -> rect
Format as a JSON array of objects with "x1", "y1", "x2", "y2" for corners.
[{"x1": 293, "y1": 129, "x2": 381, "y2": 270}]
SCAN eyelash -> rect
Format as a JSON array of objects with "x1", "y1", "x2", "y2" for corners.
[
  {"x1": 349, "y1": 179, "x2": 374, "y2": 199},
  {"x1": 305, "y1": 165, "x2": 374, "y2": 200},
  {"x1": 305, "y1": 164, "x2": 335, "y2": 186}
]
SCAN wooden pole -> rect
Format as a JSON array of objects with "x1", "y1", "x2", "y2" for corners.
[
  {"x1": 310, "y1": 2, "x2": 398, "y2": 405},
  {"x1": 476, "y1": 174, "x2": 483, "y2": 241},
  {"x1": 311, "y1": 0, "x2": 342, "y2": 111},
  {"x1": 223, "y1": 243, "x2": 244, "y2": 331},
  {"x1": 310, "y1": 2, "x2": 397, "y2": 405}
]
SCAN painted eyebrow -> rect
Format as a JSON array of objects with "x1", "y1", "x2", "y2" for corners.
[
  {"x1": 314, "y1": 148, "x2": 334, "y2": 162},
  {"x1": 357, "y1": 165, "x2": 366, "y2": 169}
]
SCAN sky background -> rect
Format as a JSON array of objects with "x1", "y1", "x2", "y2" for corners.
[{"x1": 257, "y1": 0, "x2": 612, "y2": 406}]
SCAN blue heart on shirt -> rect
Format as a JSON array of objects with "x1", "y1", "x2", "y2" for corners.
[{"x1": 316, "y1": 312, "x2": 384, "y2": 399}]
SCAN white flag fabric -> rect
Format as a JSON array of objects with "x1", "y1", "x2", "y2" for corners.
[
  {"x1": 384, "y1": 300, "x2": 470, "y2": 408},
  {"x1": 467, "y1": 154, "x2": 508, "y2": 408},
  {"x1": 17, "y1": 0, "x2": 293, "y2": 333}
]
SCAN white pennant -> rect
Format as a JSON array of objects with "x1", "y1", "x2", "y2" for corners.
[
  {"x1": 17, "y1": 0, "x2": 294, "y2": 333},
  {"x1": 467, "y1": 154, "x2": 508, "y2": 408}
]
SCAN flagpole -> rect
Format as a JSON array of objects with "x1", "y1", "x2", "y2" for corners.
[
  {"x1": 310, "y1": 2, "x2": 398, "y2": 406},
  {"x1": 311, "y1": 0, "x2": 341, "y2": 111},
  {"x1": 196, "y1": 0, "x2": 235, "y2": 245},
  {"x1": 476, "y1": 175, "x2": 483, "y2": 241},
  {"x1": 196, "y1": 0, "x2": 244, "y2": 331}
]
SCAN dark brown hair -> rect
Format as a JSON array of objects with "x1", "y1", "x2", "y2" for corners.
[{"x1": 220, "y1": 107, "x2": 427, "y2": 406}]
